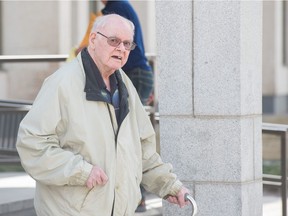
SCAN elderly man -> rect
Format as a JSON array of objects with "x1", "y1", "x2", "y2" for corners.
[{"x1": 17, "y1": 14, "x2": 189, "y2": 216}]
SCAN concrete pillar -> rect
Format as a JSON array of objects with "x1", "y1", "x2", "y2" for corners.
[
  {"x1": 58, "y1": 1, "x2": 72, "y2": 54},
  {"x1": 156, "y1": 1, "x2": 263, "y2": 216}
]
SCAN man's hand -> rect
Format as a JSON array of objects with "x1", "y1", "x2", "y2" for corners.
[
  {"x1": 86, "y1": 165, "x2": 108, "y2": 189},
  {"x1": 165, "y1": 186, "x2": 190, "y2": 208}
]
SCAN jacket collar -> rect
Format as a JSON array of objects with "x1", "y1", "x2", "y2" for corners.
[{"x1": 81, "y1": 48, "x2": 129, "y2": 125}]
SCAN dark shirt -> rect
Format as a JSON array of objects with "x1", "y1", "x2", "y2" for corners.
[
  {"x1": 102, "y1": 0, "x2": 152, "y2": 72},
  {"x1": 81, "y1": 48, "x2": 121, "y2": 125},
  {"x1": 105, "y1": 77, "x2": 120, "y2": 125}
]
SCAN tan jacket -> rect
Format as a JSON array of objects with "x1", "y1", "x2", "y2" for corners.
[{"x1": 16, "y1": 54, "x2": 182, "y2": 216}]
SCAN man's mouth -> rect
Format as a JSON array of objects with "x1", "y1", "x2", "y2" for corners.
[{"x1": 112, "y1": 55, "x2": 122, "y2": 60}]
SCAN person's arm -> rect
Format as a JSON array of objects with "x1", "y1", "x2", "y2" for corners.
[
  {"x1": 16, "y1": 71, "x2": 92, "y2": 186},
  {"x1": 134, "y1": 97, "x2": 190, "y2": 206},
  {"x1": 141, "y1": 129, "x2": 190, "y2": 208}
]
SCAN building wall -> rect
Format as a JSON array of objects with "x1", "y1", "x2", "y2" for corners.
[
  {"x1": 262, "y1": 1, "x2": 288, "y2": 114},
  {"x1": 1, "y1": 1, "x2": 60, "y2": 100}
]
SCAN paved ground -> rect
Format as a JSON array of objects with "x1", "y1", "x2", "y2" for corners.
[
  {"x1": 263, "y1": 187, "x2": 282, "y2": 216},
  {"x1": 0, "y1": 172, "x2": 284, "y2": 216},
  {"x1": 0, "y1": 172, "x2": 35, "y2": 216}
]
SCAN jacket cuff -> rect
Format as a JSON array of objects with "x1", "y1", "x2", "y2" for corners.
[
  {"x1": 78, "y1": 162, "x2": 93, "y2": 185},
  {"x1": 168, "y1": 180, "x2": 183, "y2": 196}
]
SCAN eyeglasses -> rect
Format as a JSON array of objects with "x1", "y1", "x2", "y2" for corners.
[{"x1": 97, "y1": 32, "x2": 136, "y2": 51}]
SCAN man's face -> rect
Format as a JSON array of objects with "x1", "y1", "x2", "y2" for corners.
[{"x1": 90, "y1": 20, "x2": 133, "y2": 72}]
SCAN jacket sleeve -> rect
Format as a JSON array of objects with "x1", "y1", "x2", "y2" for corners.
[
  {"x1": 16, "y1": 71, "x2": 93, "y2": 186},
  {"x1": 135, "y1": 98, "x2": 183, "y2": 198}
]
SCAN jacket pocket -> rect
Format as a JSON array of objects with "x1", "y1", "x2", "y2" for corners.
[
  {"x1": 80, "y1": 184, "x2": 106, "y2": 210},
  {"x1": 66, "y1": 186, "x2": 90, "y2": 212},
  {"x1": 66, "y1": 185, "x2": 105, "y2": 212}
]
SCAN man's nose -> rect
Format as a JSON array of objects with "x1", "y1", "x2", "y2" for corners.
[{"x1": 116, "y1": 42, "x2": 126, "y2": 51}]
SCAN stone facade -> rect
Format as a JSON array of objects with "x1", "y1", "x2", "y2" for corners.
[{"x1": 156, "y1": 1, "x2": 263, "y2": 215}]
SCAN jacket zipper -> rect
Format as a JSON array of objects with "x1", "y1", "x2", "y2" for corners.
[
  {"x1": 106, "y1": 103, "x2": 118, "y2": 216},
  {"x1": 106, "y1": 103, "x2": 119, "y2": 144}
]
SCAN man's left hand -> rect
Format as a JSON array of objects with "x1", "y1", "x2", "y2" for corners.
[{"x1": 165, "y1": 186, "x2": 190, "y2": 208}]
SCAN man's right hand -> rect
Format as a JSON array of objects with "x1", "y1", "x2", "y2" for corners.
[{"x1": 86, "y1": 165, "x2": 108, "y2": 189}]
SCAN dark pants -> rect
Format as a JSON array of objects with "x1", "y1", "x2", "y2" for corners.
[
  {"x1": 126, "y1": 67, "x2": 154, "y2": 105},
  {"x1": 140, "y1": 185, "x2": 145, "y2": 200}
]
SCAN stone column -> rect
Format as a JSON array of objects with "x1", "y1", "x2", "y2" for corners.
[
  {"x1": 156, "y1": 1, "x2": 263, "y2": 216},
  {"x1": 58, "y1": 1, "x2": 72, "y2": 54}
]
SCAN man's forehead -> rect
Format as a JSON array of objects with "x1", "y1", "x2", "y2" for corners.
[
  {"x1": 106, "y1": 16, "x2": 131, "y2": 28},
  {"x1": 103, "y1": 20, "x2": 133, "y2": 35}
]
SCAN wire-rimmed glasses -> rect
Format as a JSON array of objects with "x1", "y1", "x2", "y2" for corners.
[{"x1": 97, "y1": 32, "x2": 136, "y2": 51}]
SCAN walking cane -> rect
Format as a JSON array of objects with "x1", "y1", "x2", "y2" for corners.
[{"x1": 184, "y1": 193, "x2": 198, "y2": 216}]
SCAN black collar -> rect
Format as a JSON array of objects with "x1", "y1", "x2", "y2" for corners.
[{"x1": 81, "y1": 48, "x2": 129, "y2": 125}]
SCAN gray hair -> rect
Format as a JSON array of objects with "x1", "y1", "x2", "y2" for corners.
[{"x1": 91, "y1": 14, "x2": 135, "y2": 36}]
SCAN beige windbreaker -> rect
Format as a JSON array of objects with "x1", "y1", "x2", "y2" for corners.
[{"x1": 16, "y1": 54, "x2": 182, "y2": 216}]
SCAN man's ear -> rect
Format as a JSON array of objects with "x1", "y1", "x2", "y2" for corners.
[{"x1": 89, "y1": 32, "x2": 97, "y2": 49}]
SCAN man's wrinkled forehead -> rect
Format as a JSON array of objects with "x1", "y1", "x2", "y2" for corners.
[
  {"x1": 93, "y1": 14, "x2": 134, "y2": 35},
  {"x1": 105, "y1": 20, "x2": 133, "y2": 35}
]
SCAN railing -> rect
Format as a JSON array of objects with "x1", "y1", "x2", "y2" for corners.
[
  {"x1": 0, "y1": 102, "x2": 157, "y2": 166},
  {"x1": 0, "y1": 54, "x2": 68, "y2": 62},
  {"x1": 262, "y1": 122, "x2": 288, "y2": 216},
  {"x1": 0, "y1": 54, "x2": 68, "y2": 163},
  {"x1": 0, "y1": 100, "x2": 32, "y2": 164}
]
